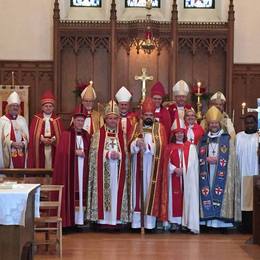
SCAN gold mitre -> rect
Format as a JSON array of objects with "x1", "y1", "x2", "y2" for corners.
[
  {"x1": 206, "y1": 106, "x2": 223, "y2": 123},
  {"x1": 104, "y1": 100, "x2": 119, "y2": 117},
  {"x1": 81, "y1": 81, "x2": 97, "y2": 101},
  {"x1": 210, "y1": 91, "x2": 226, "y2": 103}
]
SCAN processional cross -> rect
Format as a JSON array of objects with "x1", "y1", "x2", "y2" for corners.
[{"x1": 135, "y1": 68, "x2": 153, "y2": 103}]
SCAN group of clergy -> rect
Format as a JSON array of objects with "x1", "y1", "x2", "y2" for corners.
[{"x1": 0, "y1": 79, "x2": 258, "y2": 234}]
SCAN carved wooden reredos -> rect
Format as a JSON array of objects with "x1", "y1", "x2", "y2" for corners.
[{"x1": 53, "y1": 0, "x2": 235, "y2": 120}]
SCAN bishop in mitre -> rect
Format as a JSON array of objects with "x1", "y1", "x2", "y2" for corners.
[
  {"x1": 200, "y1": 91, "x2": 236, "y2": 139},
  {"x1": 168, "y1": 80, "x2": 193, "y2": 132},
  {"x1": 86, "y1": 100, "x2": 131, "y2": 226},
  {"x1": 198, "y1": 106, "x2": 241, "y2": 229},
  {"x1": 115, "y1": 86, "x2": 137, "y2": 142},
  {"x1": 0, "y1": 91, "x2": 29, "y2": 168},
  {"x1": 80, "y1": 81, "x2": 103, "y2": 135}
]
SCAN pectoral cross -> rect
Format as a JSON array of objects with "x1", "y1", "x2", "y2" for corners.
[
  {"x1": 247, "y1": 98, "x2": 260, "y2": 135},
  {"x1": 135, "y1": 68, "x2": 153, "y2": 103},
  {"x1": 109, "y1": 138, "x2": 117, "y2": 150}
]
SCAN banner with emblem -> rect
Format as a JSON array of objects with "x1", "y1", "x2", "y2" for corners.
[
  {"x1": 0, "y1": 85, "x2": 30, "y2": 123},
  {"x1": 199, "y1": 134, "x2": 230, "y2": 220}
]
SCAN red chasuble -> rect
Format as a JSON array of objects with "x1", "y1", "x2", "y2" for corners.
[
  {"x1": 27, "y1": 113, "x2": 64, "y2": 168},
  {"x1": 52, "y1": 128, "x2": 90, "y2": 227},
  {"x1": 162, "y1": 142, "x2": 190, "y2": 218},
  {"x1": 154, "y1": 106, "x2": 171, "y2": 141}
]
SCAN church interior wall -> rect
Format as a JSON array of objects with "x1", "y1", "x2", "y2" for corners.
[{"x1": 0, "y1": 0, "x2": 259, "y2": 63}]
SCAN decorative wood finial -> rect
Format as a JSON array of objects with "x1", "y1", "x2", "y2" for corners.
[
  {"x1": 53, "y1": 0, "x2": 60, "y2": 20},
  {"x1": 171, "y1": 0, "x2": 178, "y2": 21},
  {"x1": 110, "y1": 0, "x2": 117, "y2": 21},
  {"x1": 228, "y1": 0, "x2": 235, "y2": 22}
]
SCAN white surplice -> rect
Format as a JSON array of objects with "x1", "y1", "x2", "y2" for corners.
[
  {"x1": 43, "y1": 113, "x2": 52, "y2": 169},
  {"x1": 131, "y1": 130, "x2": 157, "y2": 229},
  {"x1": 75, "y1": 135, "x2": 85, "y2": 225},
  {"x1": 236, "y1": 131, "x2": 259, "y2": 211},
  {"x1": 0, "y1": 115, "x2": 29, "y2": 168},
  {"x1": 98, "y1": 136, "x2": 122, "y2": 225},
  {"x1": 167, "y1": 143, "x2": 200, "y2": 233}
]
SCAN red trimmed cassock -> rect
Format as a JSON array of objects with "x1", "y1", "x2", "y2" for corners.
[
  {"x1": 86, "y1": 100, "x2": 131, "y2": 225},
  {"x1": 130, "y1": 97, "x2": 167, "y2": 229},
  {"x1": 0, "y1": 91, "x2": 29, "y2": 168},
  {"x1": 52, "y1": 106, "x2": 90, "y2": 227},
  {"x1": 27, "y1": 90, "x2": 64, "y2": 168},
  {"x1": 115, "y1": 86, "x2": 137, "y2": 142},
  {"x1": 162, "y1": 127, "x2": 200, "y2": 233},
  {"x1": 150, "y1": 81, "x2": 171, "y2": 141}
]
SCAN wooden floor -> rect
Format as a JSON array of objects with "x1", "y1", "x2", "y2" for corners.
[{"x1": 35, "y1": 232, "x2": 260, "y2": 260}]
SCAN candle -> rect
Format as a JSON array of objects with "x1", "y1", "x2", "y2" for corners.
[
  {"x1": 241, "y1": 102, "x2": 246, "y2": 115},
  {"x1": 197, "y1": 81, "x2": 201, "y2": 94},
  {"x1": 11, "y1": 71, "x2": 15, "y2": 86}
]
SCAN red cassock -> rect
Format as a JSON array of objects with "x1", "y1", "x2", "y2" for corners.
[
  {"x1": 186, "y1": 123, "x2": 205, "y2": 145},
  {"x1": 168, "y1": 103, "x2": 193, "y2": 125},
  {"x1": 154, "y1": 106, "x2": 171, "y2": 141},
  {"x1": 162, "y1": 142, "x2": 190, "y2": 218},
  {"x1": 52, "y1": 129, "x2": 90, "y2": 227},
  {"x1": 27, "y1": 113, "x2": 64, "y2": 168}
]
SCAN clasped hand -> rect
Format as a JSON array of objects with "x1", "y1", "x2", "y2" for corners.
[
  {"x1": 136, "y1": 138, "x2": 146, "y2": 151},
  {"x1": 11, "y1": 141, "x2": 24, "y2": 149},
  {"x1": 206, "y1": 156, "x2": 218, "y2": 164},
  {"x1": 110, "y1": 151, "x2": 120, "y2": 160}
]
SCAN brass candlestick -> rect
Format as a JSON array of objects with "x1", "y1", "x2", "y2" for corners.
[{"x1": 194, "y1": 82, "x2": 204, "y2": 121}]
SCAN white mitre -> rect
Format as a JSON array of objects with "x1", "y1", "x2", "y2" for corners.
[
  {"x1": 210, "y1": 91, "x2": 226, "y2": 102},
  {"x1": 7, "y1": 91, "x2": 21, "y2": 105},
  {"x1": 172, "y1": 80, "x2": 189, "y2": 96},
  {"x1": 115, "y1": 86, "x2": 132, "y2": 102}
]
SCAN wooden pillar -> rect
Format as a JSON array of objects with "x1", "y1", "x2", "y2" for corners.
[
  {"x1": 53, "y1": 0, "x2": 61, "y2": 112},
  {"x1": 169, "y1": 0, "x2": 178, "y2": 99},
  {"x1": 110, "y1": 0, "x2": 117, "y2": 100},
  {"x1": 226, "y1": 0, "x2": 235, "y2": 115}
]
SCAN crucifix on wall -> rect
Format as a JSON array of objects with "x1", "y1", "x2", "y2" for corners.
[{"x1": 135, "y1": 68, "x2": 153, "y2": 103}]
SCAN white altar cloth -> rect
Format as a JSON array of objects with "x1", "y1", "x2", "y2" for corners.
[{"x1": 0, "y1": 183, "x2": 40, "y2": 226}]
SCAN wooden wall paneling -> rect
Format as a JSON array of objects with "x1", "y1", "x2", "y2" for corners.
[
  {"x1": 193, "y1": 48, "x2": 209, "y2": 88},
  {"x1": 0, "y1": 61, "x2": 53, "y2": 122},
  {"x1": 157, "y1": 47, "x2": 170, "y2": 96},
  {"x1": 93, "y1": 48, "x2": 110, "y2": 104},
  {"x1": 61, "y1": 47, "x2": 77, "y2": 114},
  {"x1": 209, "y1": 47, "x2": 226, "y2": 96},
  {"x1": 232, "y1": 64, "x2": 260, "y2": 132},
  {"x1": 77, "y1": 48, "x2": 93, "y2": 83},
  {"x1": 116, "y1": 46, "x2": 129, "y2": 93},
  {"x1": 177, "y1": 46, "x2": 193, "y2": 86}
]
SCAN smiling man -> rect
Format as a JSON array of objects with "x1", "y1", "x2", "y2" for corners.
[
  {"x1": 0, "y1": 91, "x2": 29, "y2": 168},
  {"x1": 198, "y1": 106, "x2": 241, "y2": 230},
  {"x1": 86, "y1": 100, "x2": 131, "y2": 227},
  {"x1": 27, "y1": 90, "x2": 64, "y2": 169}
]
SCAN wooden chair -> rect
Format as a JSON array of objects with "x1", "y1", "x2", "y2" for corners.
[{"x1": 34, "y1": 185, "x2": 63, "y2": 257}]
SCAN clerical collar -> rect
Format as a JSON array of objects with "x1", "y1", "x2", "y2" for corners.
[
  {"x1": 155, "y1": 107, "x2": 161, "y2": 113},
  {"x1": 176, "y1": 141, "x2": 183, "y2": 144},
  {"x1": 208, "y1": 129, "x2": 223, "y2": 139},
  {"x1": 43, "y1": 113, "x2": 52, "y2": 118},
  {"x1": 6, "y1": 113, "x2": 17, "y2": 120},
  {"x1": 120, "y1": 112, "x2": 128, "y2": 118}
]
